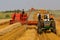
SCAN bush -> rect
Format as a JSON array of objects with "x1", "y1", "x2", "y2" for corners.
[{"x1": 5, "y1": 14, "x2": 10, "y2": 18}]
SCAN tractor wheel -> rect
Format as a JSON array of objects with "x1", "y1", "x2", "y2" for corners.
[
  {"x1": 37, "y1": 19, "x2": 44, "y2": 34},
  {"x1": 50, "y1": 20, "x2": 56, "y2": 34},
  {"x1": 51, "y1": 29, "x2": 56, "y2": 34},
  {"x1": 37, "y1": 29, "x2": 43, "y2": 34}
]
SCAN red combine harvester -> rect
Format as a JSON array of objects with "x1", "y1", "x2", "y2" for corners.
[
  {"x1": 10, "y1": 12, "x2": 28, "y2": 24},
  {"x1": 10, "y1": 13, "x2": 38, "y2": 25}
]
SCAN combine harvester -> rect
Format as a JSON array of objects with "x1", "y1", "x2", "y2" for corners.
[{"x1": 10, "y1": 11, "x2": 28, "y2": 24}]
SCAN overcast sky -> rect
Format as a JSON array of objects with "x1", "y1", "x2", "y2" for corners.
[{"x1": 0, "y1": 0, "x2": 60, "y2": 11}]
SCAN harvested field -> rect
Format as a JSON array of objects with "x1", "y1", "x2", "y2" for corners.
[{"x1": 0, "y1": 11, "x2": 60, "y2": 40}]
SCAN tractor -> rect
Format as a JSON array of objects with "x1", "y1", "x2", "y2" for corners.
[{"x1": 37, "y1": 13, "x2": 56, "y2": 34}]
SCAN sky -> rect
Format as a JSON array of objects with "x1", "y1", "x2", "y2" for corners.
[{"x1": 0, "y1": 0, "x2": 60, "y2": 11}]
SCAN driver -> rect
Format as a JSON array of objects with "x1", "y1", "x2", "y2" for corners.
[
  {"x1": 37, "y1": 13, "x2": 41, "y2": 21},
  {"x1": 44, "y1": 13, "x2": 49, "y2": 21},
  {"x1": 22, "y1": 9, "x2": 25, "y2": 17}
]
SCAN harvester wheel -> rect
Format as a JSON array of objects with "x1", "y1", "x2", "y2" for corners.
[
  {"x1": 10, "y1": 20, "x2": 14, "y2": 24},
  {"x1": 50, "y1": 20, "x2": 56, "y2": 34}
]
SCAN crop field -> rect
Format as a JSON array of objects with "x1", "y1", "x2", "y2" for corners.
[{"x1": 0, "y1": 10, "x2": 60, "y2": 40}]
